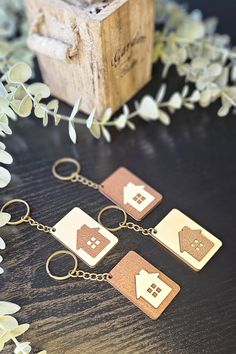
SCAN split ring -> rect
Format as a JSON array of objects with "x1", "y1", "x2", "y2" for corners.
[
  {"x1": 46, "y1": 250, "x2": 78, "y2": 281},
  {"x1": 0, "y1": 199, "x2": 30, "y2": 225},
  {"x1": 52, "y1": 157, "x2": 81, "y2": 181},
  {"x1": 97, "y1": 205, "x2": 127, "y2": 232}
]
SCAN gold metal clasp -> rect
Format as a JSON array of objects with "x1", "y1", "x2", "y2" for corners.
[
  {"x1": 46, "y1": 250, "x2": 78, "y2": 281},
  {"x1": 97, "y1": 205, "x2": 128, "y2": 232},
  {"x1": 52, "y1": 157, "x2": 81, "y2": 181},
  {"x1": 0, "y1": 199, "x2": 30, "y2": 225}
]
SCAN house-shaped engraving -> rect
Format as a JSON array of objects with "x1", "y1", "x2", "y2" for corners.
[
  {"x1": 123, "y1": 183, "x2": 155, "y2": 212},
  {"x1": 178, "y1": 226, "x2": 214, "y2": 262},
  {"x1": 76, "y1": 224, "x2": 110, "y2": 259},
  {"x1": 135, "y1": 269, "x2": 172, "y2": 308}
]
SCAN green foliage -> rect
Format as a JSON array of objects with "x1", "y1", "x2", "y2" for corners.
[{"x1": 0, "y1": 301, "x2": 46, "y2": 353}]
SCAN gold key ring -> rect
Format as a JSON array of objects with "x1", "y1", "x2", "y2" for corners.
[
  {"x1": 97, "y1": 205, "x2": 128, "y2": 232},
  {"x1": 52, "y1": 157, "x2": 81, "y2": 181},
  {"x1": 46, "y1": 250, "x2": 78, "y2": 281},
  {"x1": 0, "y1": 199, "x2": 30, "y2": 225}
]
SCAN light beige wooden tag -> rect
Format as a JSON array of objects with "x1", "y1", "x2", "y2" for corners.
[
  {"x1": 99, "y1": 167, "x2": 163, "y2": 221},
  {"x1": 108, "y1": 251, "x2": 180, "y2": 320},
  {"x1": 51, "y1": 208, "x2": 118, "y2": 268},
  {"x1": 153, "y1": 209, "x2": 223, "y2": 271}
]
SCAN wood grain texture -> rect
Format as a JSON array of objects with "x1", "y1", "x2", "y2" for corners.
[
  {"x1": 24, "y1": 0, "x2": 155, "y2": 116},
  {"x1": 1, "y1": 1, "x2": 236, "y2": 353}
]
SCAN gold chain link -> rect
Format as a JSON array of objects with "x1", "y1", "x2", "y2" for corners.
[
  {"x1": 70, "y1": 172, "x2": 99, "y2": 190},
  {"x1": 22, "y1": 216, "x2": 56, "y2": 233},
  {"x1": 119, "y1": 222, "x2": 157, "y2": 237},
  {"x1": 69, "y1": 269, "x2": 112, "y2": 282}
]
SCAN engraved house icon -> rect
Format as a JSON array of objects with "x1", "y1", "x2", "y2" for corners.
[
  {"x1": 178, "y1": 226, "x2": 214, "y2": 262},
  {"x1": 123, "y1": 183, "x2": 155, "y2": 212},
  {"x1": 76, "y1": 225, "x2": 110, "y2": 259},
  {"x1": 135, "y1": 269, "x2": 172, "y2": 308}
]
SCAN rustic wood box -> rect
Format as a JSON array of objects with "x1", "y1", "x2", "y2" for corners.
[{"x1": 24, "y1": 0, "x2": 155, "y2": 116}]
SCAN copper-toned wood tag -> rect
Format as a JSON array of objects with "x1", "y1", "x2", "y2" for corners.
[
  {"x1": 153, "y1": 209, "x2": 223, "y2": 271},
  {"x1": 99, "y1": 167, "x2": 163, "y2": 221},
  {"x1": 108, "y1": 251, "x2": 180, "y2": 320},
  {"x1": 51, "y1": 208, "x2": 118, "y2": 268}
]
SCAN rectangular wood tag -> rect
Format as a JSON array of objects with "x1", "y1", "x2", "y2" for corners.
[
  {"x1": 99, "y1": 167, "x2": 163, "y2": 221},
  {"x1": 108, "y1": 251, "x2": 180, "y2": 320},
  {"x1": 153, "y1": 209, "x2": 223, "y2": 271},
  {"x1": 51, "y1": 208, "x2": 118, "y2": 268}
]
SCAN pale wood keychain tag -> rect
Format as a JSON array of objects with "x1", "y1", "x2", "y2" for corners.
[
  {"x1": 51, "y1": 207, "x2": 118, "y2": 268},
  {"x1": 46, "y1": 250, "x2": 180, "y2": 320},
  {"x1": 0, "y1": 200, "x2": 118, "y2": 269},
  {"x1": 52, "y1": 159, "x2": 163, "y2": 221},
  {"x1": 153, "y1": 209, "x2": 223, "y2": 271},
  {"x1": 98, "y1": 206, "x2": 223, "y2": 271}
]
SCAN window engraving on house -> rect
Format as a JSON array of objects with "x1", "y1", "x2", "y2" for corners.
[
  {"x1": 87, "y1": 236, "x2": 101, "y2": 249},
  {"x1": 147, "y1": 283, "x2": 162, "y2": 298},
  {"x1": 133, "y1": 193, "x2": 146, "y2": 204}
]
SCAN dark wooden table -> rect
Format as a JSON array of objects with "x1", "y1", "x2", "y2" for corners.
[{"x1": 1, "y1": 1, "x2": 236, "y2": 353}]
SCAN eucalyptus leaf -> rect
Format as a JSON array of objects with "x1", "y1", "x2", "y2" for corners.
[
  {"x1": 0, "y1": 236, "x2": 6, "y2": 249},
  {"x1": 89, "y1": 122, "x2": 101, "y2": 139},
  {"x1": 34, "y1": 103, "x2": 46, "y2": 118},
  {"x1": 28, "y1": 83, "x2": 50, "y2": 98},
  {"x1": 0, "y1": 211, "x2": 11, "y2": 228},
  {"x1": 68, "y1": 121, "x2": 77, "y2": 144},
  {"x1": 54, "y1": 114, "x2": 61, "y2": 126},
  {"x1": 0, "y1": 315, "x2": 18, "y2": 331},
  {"x1": 47, "y1": 99, "x2": 59, "y2": 114},
  {"x1": 10, "y1": 324, "x2": 30, "y2": 338},
  {"x1": 8, "y1": 63, "x2": 32, "y2": 83},
  {"x1": 0, "y1": 166, "x2": 11, "y2": 188},
  {"x1": 101, "y1": 108, "x2": 112, "y2": 123},
  {"x1": 101, "y1": 126, "x2": 111, "y2": 142},
  {"x1": 70, "y1": 97, "x2": 82, "y2": 120},
  {"x1": 18, "y1": 95, "x2": 32, "y2": 117},
  {"x1": 0, "y1": 302, "x2": 20, "y2": 316},
  {"x1": 86, "y1": 108, "x2": 96, "y2": 129},
  {"x1": 138, "y1": 96, "x2": 159, "y2": 120},
  {"x1": 159, "y1": 110, "x2": 171, "y2": 125}
]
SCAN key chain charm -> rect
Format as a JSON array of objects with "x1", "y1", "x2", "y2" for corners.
[
  {"x1": 52, "y1": 157, "x2": 163, "y2": 221},
  {"x1": 1, "y1": 200, "x2": 118, "y2": 268},
  {"x1": 46, "y1": 250, "x2": 180, "y2": 320},
  {"x1": 97, "y1": 205, "x2": 223, "y2": 272}
]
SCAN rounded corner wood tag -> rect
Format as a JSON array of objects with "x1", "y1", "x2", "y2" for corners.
[
  {"x1": 107, "y1": 251, "x2": 180, "y2": 320},
  {"x1": 51, "y1": 207, "x2": 118, "y2": 268},
  {"x1": 99, "y1": 167, "x2": 163, "y2": 221},
  {"x1": 153, "y1": 209, "x2": 223, "y2": 271}
]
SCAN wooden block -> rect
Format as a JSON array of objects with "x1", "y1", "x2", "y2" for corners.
[
  {"x1": 153, "y1": 209, "x2": 223, "y2": 271},
  {"x1": 23, "y1": 0, "x2": 155, "y2": 116},
  {"x1": 99, "y1": 167, "x2": 163, "y2": 221},
  {"x1": 108, "y1": 251, "x2": 180, "y2": 320},
  {"x1": 51, "y1": 207, "x2": 118, "y2": 268}
]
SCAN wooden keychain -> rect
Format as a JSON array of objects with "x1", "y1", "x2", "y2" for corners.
[
  {"x1": 0, "y1": 199, "x2": 118, "y2": 268},
  {"x1": 52, "y1": 157, "x2": 163, "y2": 221},
  {"x1": 46, "y1": 249, "x2": 180, "y2": 320},
  {"x1": 97, "y1": 205, "x2": 223, "y2": 271}
]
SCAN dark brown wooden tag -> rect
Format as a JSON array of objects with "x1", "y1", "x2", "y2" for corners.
[
  {"x1": 108, "y1": 251, "x2": 180, "y2": 320},
  {"x1": 99, "y1": 167, "x2": 163, "y2": 221}
]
